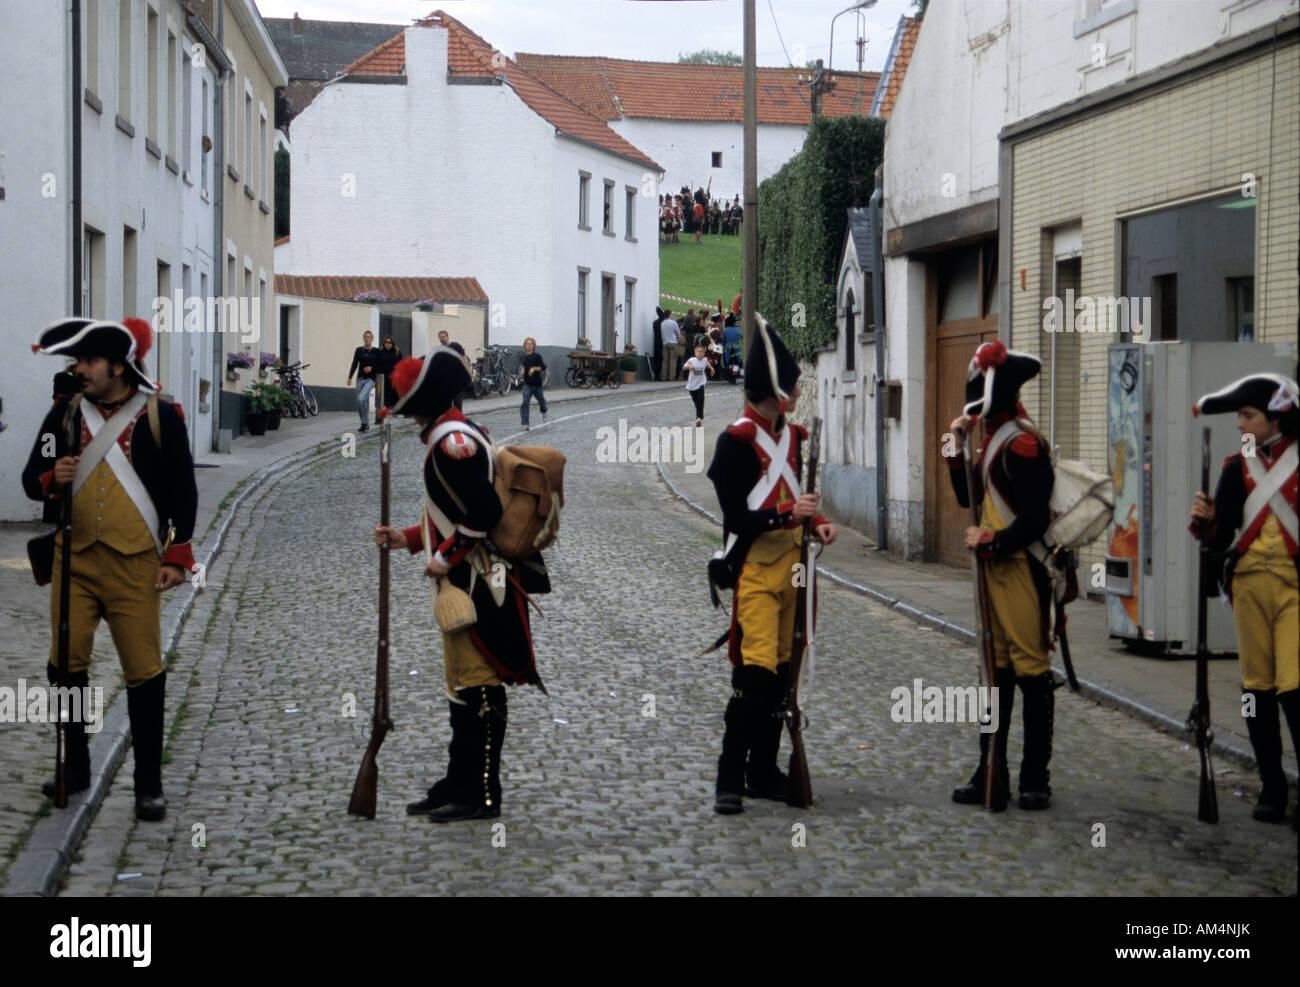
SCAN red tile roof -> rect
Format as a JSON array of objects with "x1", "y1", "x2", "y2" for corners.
[
  {"x1": 275, "y1": 274, "x2": 487, "y2": 303},
  {"x1": 339, "y1": 11, "x2": 661, "y2": 171},
  {"x1": 876, "y1": 17, "x2": 920, "y2": 119},
  {"x1": 514, "y1": 54, "x2": 881, "y2": 124},
  {"x1": 340, "y1": 30, "x2": 405, "y2": 76}
]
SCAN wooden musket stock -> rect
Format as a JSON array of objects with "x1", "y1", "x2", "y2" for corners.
[
  {"x1": 348, "y1": 378, "x2": 394, "y2": 818},
  {"x1": 785, "y1": 418, "x2": 821, "y2": 808},
  {"x1": 1190, "y1": 427, "x2": 1219, "y2": 824}
]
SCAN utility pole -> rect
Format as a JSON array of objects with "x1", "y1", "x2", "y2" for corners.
[{"x1": 742, "y1": 0, "x2": 756, "y2": 355}]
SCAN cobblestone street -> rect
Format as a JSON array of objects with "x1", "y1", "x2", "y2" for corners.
[{"x1": 58, "y1": 390, "x2": 1296, "y2": 896}]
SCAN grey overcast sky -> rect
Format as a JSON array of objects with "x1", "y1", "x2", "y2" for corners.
[{"x1": 253, "y1": 0, "x2": 917, "y2": 71}]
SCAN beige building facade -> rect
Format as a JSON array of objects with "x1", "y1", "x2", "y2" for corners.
[
  {"x1": 1002, "y1": 17, "x2": 1299, "y2": 575},
  {"x1": 211, "y1": 0, "x2": 287, "y2": 392}
]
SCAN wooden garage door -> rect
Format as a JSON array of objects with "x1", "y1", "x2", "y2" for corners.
[{"x1": 925, "y1": 241, "x2": 999, "y2": 567}]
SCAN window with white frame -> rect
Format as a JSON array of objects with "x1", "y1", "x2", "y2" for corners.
[
  {"x1": 625, "y1": 187, "x2": 636, "y2": 239},
  {"x1": 118, "y1": 0, "x2": 132, "y2": 121},
  {"x1": 578, "y1": 172, "x2": 590, "y2": 228},
  {"x1": 603, "y1": 180, "x2": 614, "y2": 234},
  {"x1": 167, "y1": 29, "x2": 177, "y2": 160},
  {"x1": 577, "y1": 270, "x2": 589, "y2": 340},
  {"x1": 85, "y1": 0, "x2": 101, "y2": 96},
  {"x1": 146, "y1": 7, "x2": 159, "y2": 143},
  {"x1": 624, "y1": 279, "x2": 634, "y2": 340}
]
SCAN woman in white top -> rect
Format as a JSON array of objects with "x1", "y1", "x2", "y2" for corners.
[{"x1": 683, "y1": 342, "x2": 715, "y2": 426}]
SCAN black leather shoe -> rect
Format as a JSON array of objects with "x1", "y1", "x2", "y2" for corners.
[
  {"x1": 745, "y1": 770, "x2": 788, "y2": 801},
  {"x1": 427, "y1": 802, "x2": 499, "y2": 823},
  {"x1": 407, "y1": 779, "x2": 451, "y2": 815},
  {"x1": 1018, "y1": 791, "x2": 1051, "y2": 811},
  {"x1": 951, "y1": 782, "x2": 982, "y2": 805},
  {"x1": 713, "y1": 791, "x2": 743, "y2": 815},
  {"x1": 1251, "y1": 799, "x2": 1286, "y2": 823},
  {"x1": 135, "y1": 793, "x2": 167, "y2": 822},
  {"x1": 41, "y1": 773, "x2": 91, "y2": 800}
]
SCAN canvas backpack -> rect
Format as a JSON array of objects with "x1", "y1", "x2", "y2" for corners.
[
  {"x1": 427, "y1": 421, "x2": 565, "y2": 559},
  {"x1": 981, "y1": 419, "x2": 1115, "y2": 614}
]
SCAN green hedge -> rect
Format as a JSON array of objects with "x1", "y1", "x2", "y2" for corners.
[{"x1": 756, "y1": 115, "x2": 885, "y2": 360}]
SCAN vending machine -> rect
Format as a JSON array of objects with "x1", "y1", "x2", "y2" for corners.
[{"x1": 1105, "y1": 341, "x2": 1295, "y2": 654}]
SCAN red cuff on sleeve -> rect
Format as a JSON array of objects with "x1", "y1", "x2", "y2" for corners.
[
  {"x1": 402, "y1": 524, "x2": 424, "y2": 554},
  {"x1": 812, "y1": 514, "x2": 829, "y2": 529},
  {"x1": 161, "y1": 543, "x2": 197, "y2": 573},
  {"x1": 40, "y1": 470, "x2": 60, "y2": 497},
  {"x1": 975, "y1": 531, "x2": 996, "y2": 560},
  {"x1": 1188, "y1": 519, "x2": 1219, "y2": 541}
]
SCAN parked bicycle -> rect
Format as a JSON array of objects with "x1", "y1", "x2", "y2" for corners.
[
  {"x1": 275, "y1": 361, "x2": 318, "y2": 417},
  {"x1": 471, "y1": 345, "x2": 548, "y2": 397}
]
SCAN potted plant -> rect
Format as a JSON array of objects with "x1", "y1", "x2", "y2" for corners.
[
  {"x1": 266, "y1": 383, "x2": 293, "y2": 430},
  {"x1": 574, "y1": 336, "x2": 592, "y2": 352},
  {"x1": 413, "y1": 298, "x2": 437, "y2": 312},
  {"x1": 618, "y1": 354, "x2": 638, "y2": 384},
  {"x1": 353, "y1": 290, "x2": 388, "y2": 304},
  {"x1": 258, "y1": 351, "x2": 279, "y2": 379},
  {"x1": 245, "y1": 381, "x2": 278, "y2": 435},
  {"x1": 226, "y1": 351, "x2": 252, "y2": 381}
]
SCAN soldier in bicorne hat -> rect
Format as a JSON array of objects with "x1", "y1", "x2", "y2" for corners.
[
  {"x1": 1191, "y1": 373, "x2": 1300, "y2": 825},
  {"x1": 706, "y1": 316, "x2": 836, "y2": 815},
  {"x1": 22, "y1": 317, "x2": 198, "y2": 821},
  {"x1": 944, "y1": 340, "x2": 1056, "y2": 812},
  {"x1": 371, "y1": 347, "x2": 549, "y2": 823}
]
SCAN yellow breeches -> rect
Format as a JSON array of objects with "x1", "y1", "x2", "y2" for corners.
[
  {"x1": 1233, "y1": 569, "x2": 1299, "y2": 694},
  {"x1": 49, "y1": 540, "x2": 162, "y2": 686},
  {"x1": 736, "y1": 542, "x2": 802, "y2": 672},
  {"x1": 982, "y1": 555, "x2": 1050, "y2": 677},
  {"x1": 442, "y1": 628, "x2": 501, "y2": 696}
]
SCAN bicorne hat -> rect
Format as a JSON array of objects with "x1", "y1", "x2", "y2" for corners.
[
  {"x1": 962, "y1": 340, "x2": 1040, "y2": 419},
  {"x1": 32, "y1": 317, "x2": 159, "y2": 393},
  {"x1": 384, "y1": 346, "x2": 471, "y2": 419},
  {"x1": 744, "y1": 313, "x2": 800, "y2": 407},
  {"x1": 1193, "y1": 373, "x2": 1299, "y2": 419}
]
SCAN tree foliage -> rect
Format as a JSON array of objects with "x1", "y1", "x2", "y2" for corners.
[
  {"x1": 678, "y1": 49, "x2": 742, "y2": 65},
  {"x1": 756, "y1": 115, "x2": 885, "y2": 360}
]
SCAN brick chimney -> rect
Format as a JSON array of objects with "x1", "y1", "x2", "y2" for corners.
[{"x1": 293, "y1": 12, "x2": 303, "y2": 35}]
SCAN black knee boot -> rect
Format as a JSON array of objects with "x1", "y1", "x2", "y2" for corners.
[
  {"x1": 952, "y1": 667, "x2": 1014, "y2": 811},
  {"x1": 126, "y1": 672, "x2": 167, "y2": 821},
  {"x1": 746, "y1": 664, "x2": 790, "y2": 800},
  {"x1": 407, "y1": 700, "x2": 472, "y2": 815},
  {"x1": 714, "y1": 665, "x2": 777, "y2": 814},
  {"x1": 1243, "y1": 689, "x2": 1287, "y2": 823},
  {"x1": 41, "y1": 664, "x2": 91, "y2": 800},
  {"x1": 1017, "y1": 671, "x2": 1056, "y2": 810},
  {"x1": 429, "y1": 685, "x2": 504, "y2": 823},
  {"x1": 1279, "y1": 690, "x2": 1300, "y2": 830}
]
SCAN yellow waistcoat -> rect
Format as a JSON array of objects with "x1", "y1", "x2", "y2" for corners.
[{"x1": 70, "y1": 461, "x2": 155, "y2": 555}]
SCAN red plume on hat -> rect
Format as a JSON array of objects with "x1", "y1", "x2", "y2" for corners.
[
  {"x1": 123, "y1": 317, "x2": 153, "y2": 362},
  {"x1": 974, "y1": 340, "x2": 1007, "y2": 372},
  {"x1": 390, "y1": 357, "x2": 423, "y2": 400}
]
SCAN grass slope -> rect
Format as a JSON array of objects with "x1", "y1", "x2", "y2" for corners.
[{"x1": 658, "y1": 234, "x2": 741, "y2": 314}]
